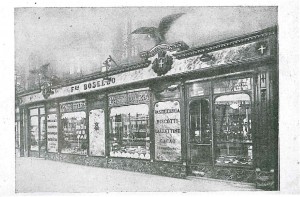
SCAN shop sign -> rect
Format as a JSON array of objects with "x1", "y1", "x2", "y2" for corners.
[
  {"x1": 89, "y1": 109, "x2": 105, "y2": 156},
  {"x1": 214, "y1": 78, "x2": 252, "y2": 94},
  {"x1": 70, "y1": 77, "x2": 116, "y2": 93},
  {"x1": 47, "y1": 113, "x2": 58, "y2": 152},
  {"x1": 154, "y1": 101, "x2": 181, "y2": 162},
  {"x1": 109, "y1": 90, "x2": 150, "y2": 107},
  {"x1": 60, "y1": 100, "x2": 86, "y2": 113}
]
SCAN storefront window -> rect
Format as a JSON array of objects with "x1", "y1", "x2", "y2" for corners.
[
  {"x1": 214, "y1": 93, "x2": 252, "y2": 166},
  {"x1": 61, "y1": 112, "x2": 87, "y2": 155},
  {"x1": 109, "y1": 104, "x2": 150, "y2": 159}
]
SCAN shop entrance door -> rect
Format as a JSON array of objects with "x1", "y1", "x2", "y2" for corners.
[{"x1": 188, "y1": 99, "x2": 212, "y2": 165}]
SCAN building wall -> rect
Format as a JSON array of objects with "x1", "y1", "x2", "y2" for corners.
[{"x1": 17, "y1": 27, "x2": 278, "y2": 190}]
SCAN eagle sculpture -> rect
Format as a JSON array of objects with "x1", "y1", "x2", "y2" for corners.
[{"x1": 131, "y1": 13, "x2": 185, "y2": 45}]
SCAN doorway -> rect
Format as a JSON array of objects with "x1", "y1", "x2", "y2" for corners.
[
  {"x1": 29, "y1": 107, "x2": 46, "y2": 158},
  {"x1": 188, "y1": 98, "x2": 212, "y2": 164}
]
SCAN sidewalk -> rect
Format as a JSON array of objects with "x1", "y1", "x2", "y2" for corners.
[{"x1": 15, "y1": 157, "x2": 260, "y2": 193}]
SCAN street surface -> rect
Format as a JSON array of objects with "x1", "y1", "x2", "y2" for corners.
[{"x1": 15, "y1": 157, "x2": 260, "y2": 193}]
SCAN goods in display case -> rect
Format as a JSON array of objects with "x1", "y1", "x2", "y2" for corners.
[
  {"x1": 61, "y1": 112, "x2": 87, "y2": 155},
  {"x1": 109, "y1": 104, "x2": 150, "y2": 159},
  {"x1": 214, "y1": 93, "x2": 253, "y2": 166}
]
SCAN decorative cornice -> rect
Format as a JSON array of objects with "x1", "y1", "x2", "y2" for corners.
[
  {"x1": 17, "y1": 60, "x2": 151, "y2": 97},
  {"x1": 174, "y1": 26, "x2": 277, "y2": 59},
  {"x1": 59, "y1": 60, "x2": 151, "y2": 87},
  {"x1": 17, "y1": 26, "x2": 277, "y2": 97}
]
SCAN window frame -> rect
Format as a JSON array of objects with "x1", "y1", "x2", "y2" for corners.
[
  {"x1": 108, "y1": 103, "x2": 151, "y2": 160},
  {"x1": 213, "y1": 91, "x2": 253, "y2": 167}
]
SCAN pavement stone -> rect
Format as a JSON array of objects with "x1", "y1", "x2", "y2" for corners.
[{"x1": 15, "y1": 157, "x2": 261, "y2": 193}]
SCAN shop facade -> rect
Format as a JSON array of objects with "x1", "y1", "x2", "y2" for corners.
[{"x1": 16, "y1": 27, "x2": 278, "y2": 190}]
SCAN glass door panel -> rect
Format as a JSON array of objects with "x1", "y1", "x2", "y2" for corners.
[
  {"x1": 30, "y1": 116, "x2": 39, "y2": 151},
  {"x1": 189, "y1": 99, "x2": 211, "y2": 164}
]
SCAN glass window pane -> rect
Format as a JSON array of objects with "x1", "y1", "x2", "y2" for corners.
[
  {"x1": 61, "y1": 112, "x2": 87, "y2": 155},
  {"x1": 190, "y1": 145, "x2": 211, "y2": 164},
  {"x1": 109, "y1": 104, "x2": 150, "y2": 159},
  {"x1": 188, "y1": 82, "x2": 210, "y2": 97},
  {"x1": 189, "y1": 99, "x2": 211, "y2": 164},
  {"x1": 30, "y1": 108, "x2": 38, "y2": 116},
  {"x1": 30, "y1": 116, "x2": 39, "y2": 151},
  {"x1": 39, "y1": 108, "x2": 45, "y2": 115},
  {"x1": 214, "y1": 93, "x2": 252, "y2": 166},
  {"x1": 189, "y1": 99, "x2": 211, "y2": 144}
]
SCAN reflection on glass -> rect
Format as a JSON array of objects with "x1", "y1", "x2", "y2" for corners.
[
  {"x1": 61, "y1": 112, "x2": 87, "y2": 155},
  {"x1": 214, "y1": 94, "x2": 252, "y2": 166},
  {"x1": 189, "y1": 99, "x2": 211, "y2": 163},
  {"x1": 30, "y1": 116, "x2": 39, "y2": 151},
  {"x1": 109, "y1": 104, "x2": 150, "y2": 159}
]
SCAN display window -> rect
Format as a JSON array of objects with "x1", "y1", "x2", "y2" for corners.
[
  {"x1": 61, "y1": 111, "x2": 87, "y2": 154},
  {"x1": 109, "y1": 104, "x2": 150, "y2": 159},
  {"x1": 214, "y1": 93, "x2": 252, "y2": 166},
  {"x1": 60, "y1": 100, "x2": 87, "y2": 155}
]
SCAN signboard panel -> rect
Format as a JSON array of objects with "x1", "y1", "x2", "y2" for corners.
[
  {"x1": 213, "y1": 78, "x2": 252, "y2": 94},
  {"x1": 47, "y1": 113, "x2": 58, "y2": 152},
  {"x1": 60, "y1": 100, "x2": 86, "y2": 113},
  {"x1": 108, "y1": 90, "x2": 150, "y2": 107},
  {"x1": 89, "y1": 109, "x2": 105, "y2": 156},
  {"x1": 154, "y1": 101, "x2": 181, "y2": 162}
]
